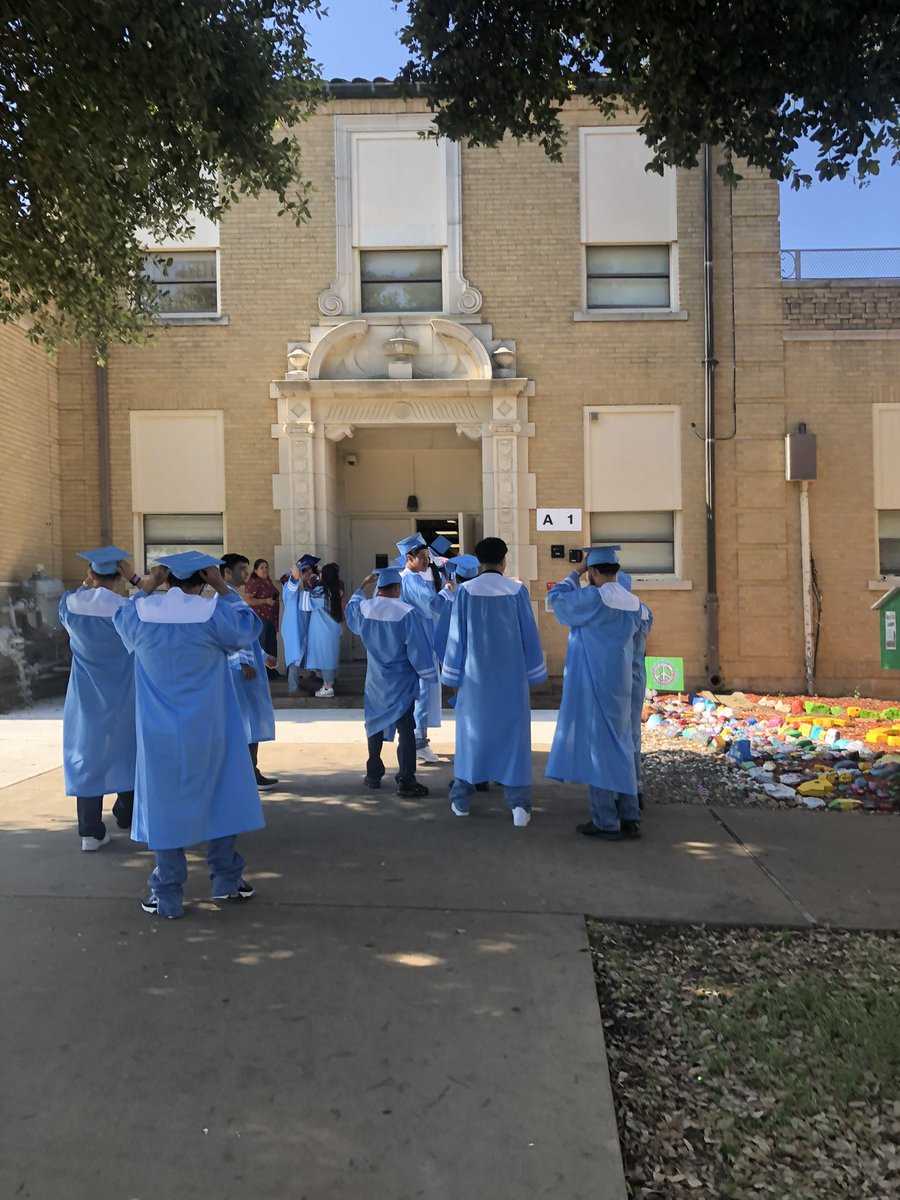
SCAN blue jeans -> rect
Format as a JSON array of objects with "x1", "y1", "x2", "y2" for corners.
[
  {"x1": 367, "y1": 703, "x2": 416, "y2": 786},
  {"x1": 77, "y1": 792, "x2": 134, "y2": 839},
  {"x1": 287, "y1": 662, "x2": 302, "y2": 693},
  {"x1": 148, "y1": 836, "x2": 245, "y2": 918},
  {"x1": 414, "y1": 677, "x2": 430, "y2": 749},
  {"x1": 588, "y1": 788, "x2": 641, "y2": 833},
  {"x1": 634, "y1": 751, "x2": 643, "y2": 794},
  {"x1": 450, "y1": 778, "x2": 531, "y2": 815}
]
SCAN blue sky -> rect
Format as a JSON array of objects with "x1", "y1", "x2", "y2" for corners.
[{"x1": 304, "y1": 0, "x2": 899, "y2": 250}]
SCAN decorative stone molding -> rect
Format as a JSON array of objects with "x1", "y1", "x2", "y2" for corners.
[
  {"x1": 456, "y1": 283, "x2": 483, "y2": 315},
  {"x1": 306, "y1": 320, "x2": 368, "y2": 381},
  {"x1": 317, "y1": 287, "x2": 345, "y2": 318},
  {"x1": 283, "y1": 421, "x2": 316, "y2": 438},
  {"x1": 456, "y1": 423, "x2": 483, "y2": 441},
  {"x1": 429, "y1": 319, "x2": 493, "y2": 381},
  {"x1": 323, "y1": 424, "x2": 354, "y2": 442}
]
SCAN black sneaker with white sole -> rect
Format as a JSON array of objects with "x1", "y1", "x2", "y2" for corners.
[
  {"x1": 141, "y1": 895, "x2": 180, "y2": 919},
  {"x1": 213, "y1": 878, "x2": 255, "y2": 902},
  {"x1": 255, "y1": 773, "x2": 279, "y2": 790}
]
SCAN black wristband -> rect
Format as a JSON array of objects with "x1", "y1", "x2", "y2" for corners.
[{"x1": 130, "y1": 574, "x2": 140, "y2": 586}]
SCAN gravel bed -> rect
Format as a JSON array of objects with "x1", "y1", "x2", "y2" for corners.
[{"x1": 641, "y1": 728, "x2": 775, "y2": 809}]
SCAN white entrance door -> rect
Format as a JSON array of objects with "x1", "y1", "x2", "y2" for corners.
[{"x1": 346, "y1": 516, "x2": 414, "y2": 659}]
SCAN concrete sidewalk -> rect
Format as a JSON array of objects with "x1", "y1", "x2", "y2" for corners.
[{"x1": 1, "y1": 708, "x2": 898, "y2": 1200}]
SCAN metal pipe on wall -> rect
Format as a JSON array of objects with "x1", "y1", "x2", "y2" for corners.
[
  {"x1": 799, "y1": 481, "x2": 816, "y2": 694},
  {"x1": 95, "y1": 347, "x2": 112, "y2": 544},
  {"x1": 702, "y1": 144, "x2": 722, "y2": 686}
]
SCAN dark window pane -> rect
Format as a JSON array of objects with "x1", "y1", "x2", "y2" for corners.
[
  {"x1": 156, "y1": 282, "x2": 218, "y2": 314},
  {"x1": 144, "y1": 251, "x2": 217, "y2": 314},
  {"x1": 587, "y1": 276, "x2": 670, "y2": 308},
  {"x1": 361, "y1": 280, "x2": 443, "y2": 313},
  {"x1": 587, "y1": 245, "x2": 670, "y2": 276},
  {"x1": 879, "y1": 511, "x2": 900, "y2": 574},
  {"x1": 360, "y1": 249, "x2": 442, "y2": 282}
]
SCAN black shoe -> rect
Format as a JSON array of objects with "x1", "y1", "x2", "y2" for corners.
[
  {"x1": 213, "y1": 878, "x2": 255, "y2": 902},
  {"x1": 621, "y1": 820, "x2": 642, "y2": 840},
  {"x1": 475, "y1": 781, "x2": 490, "y2": 792},
  {"x1": 576, "y1": 821, "x2": 621, "y2": 841},
  {"x1": 141, "y1": 895, "x2": 180, "y2": 919},
  {"x1": 363, "y1": 776, "x2": 382, "y2": 789},
  {"x1": 638, "y1": 793, "x2": 644, "y2": 812},
  {"x1": 397, "y1": 781, "x2": 430, "y2": 798},
  {"x1": 255, "y1": 772, "x2": 279, "y2": 790}
]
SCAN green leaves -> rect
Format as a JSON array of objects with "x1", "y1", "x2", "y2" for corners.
[
  {"x1": 1, "y1": 1, "x2": 324, "y2": 350},
  {"x1": 399, "y1": 0, "x2": 900, "y2": 187}
]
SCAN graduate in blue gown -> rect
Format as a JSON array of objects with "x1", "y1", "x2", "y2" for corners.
[
  {"x1": 282, "y1": 553, "x2": 319, "y2": 693},
  {"x1": 398, "y1": 533, "x2": 444, "y2": 763},
  {"x1": 441, "y1": 537, "x2": 547, "y2": 826},
  {"x1": 546, "y1": 546, "x2": 643, "y2": 840},
  {"x1": 60, "y1": 545, "x2": 138, "y2": 851},
  {"x1": 222, "y1": 553, "x2": 278, "y2": 789},
  {"x1": 430, "y1": 554, "x2": 479, "y2": 663},
  {"x1": 345, "y1": 566, "x2": 436, "y2": 797},
  {"x1": 619, "y1": 571, "x2": 654, "y2": 807},
  {"x1": 114, "y1": 552, "x2": 265, "y2": 919},
  {"x1": 305, "y1": 561, "x2": 344, "y2": 698}
]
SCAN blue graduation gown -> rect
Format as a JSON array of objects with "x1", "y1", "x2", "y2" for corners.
[
  {"x1": 59, "y1": 588, "x2": 136, "y2": 797},
  {"x1": 281, "y1": 578, "x2": 310, "y2": 667},
  {"x1": 305, "y1": 588, "x2": 342, "y2": 674},
  {"x1": 546, "y1": 573, "x2": 641, "y2": 793},
  {"x1": 114, "y1": 588, "x2": 265, "y2": 850},
  {"x1": 631, "y1": 601, "x2": 654, "y2": 750},
  {"x1": 430, "y1": 586, "x2": 455, "y2": 661},
  {"x1": 227, "y1": 587, "x2": 276, "y2": 744},
  {"x1": 345, "y1": 591, "x2": 436, "y2": 738},
  {"x1": 400, "y1": 567, "x2": 442, "y2": 727},
  {"x1": 441, "y1": 574, "x2": 547, "y2": 787}
]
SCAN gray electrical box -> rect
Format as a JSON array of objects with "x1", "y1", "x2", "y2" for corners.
[{"x1": 785, "y1": 429, "x2": 817, "y2": 481}]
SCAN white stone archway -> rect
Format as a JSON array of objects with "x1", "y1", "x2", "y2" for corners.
[{"x1": 270, "y1": 318, "x2": 536, "y2": 582}]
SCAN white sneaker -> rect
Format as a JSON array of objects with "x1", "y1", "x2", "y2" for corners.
[
  {"x1": 315, "y1": 685, "x2": 335, "y2": 698},
  {"x1": 512, "y1": 807, "x2": 531, "y2": 827},
  {"x1": 81, "y1": 832, "x2": 112, "y2": 852},
  {"x1": 417, "y1": 745, "x2": 441, "y2": 764},
  {"x1": 450, "y1": 802, "x2": 469, "y2": 817}
]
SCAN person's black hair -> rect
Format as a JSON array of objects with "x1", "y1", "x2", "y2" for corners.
[
  {"x1": 92, "y1": 569, "x2": 119, "y2": 582},
  {"x1": 169, "y1": 571, "x2": 205, "y2": 589},
  {"x1": 590, "y1": 561, "x2": 620, "y2": 576},
  {"x1": 251, "y1": 558, "x2": 268, "y2": 577},
  {"x1": 320, "y1": 562, "x2": 344, "y2": 623},
  {"x1": 221, "y1": 552, "x2": 249, "y2": 573},
  {"x1": 474, "y1": 536, "x2": 508, "y2": 565}
]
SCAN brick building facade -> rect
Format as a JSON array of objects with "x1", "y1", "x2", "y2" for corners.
[{"x1": 2, "y1": 88, "x2": 899, "y2": 700}]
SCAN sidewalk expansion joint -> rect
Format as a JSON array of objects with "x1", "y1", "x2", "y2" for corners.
[{"x1": 709, "y1": 809, "x2": 818, "y2": 926}]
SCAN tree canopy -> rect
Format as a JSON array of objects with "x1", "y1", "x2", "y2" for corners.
[
  {"x1": 1, "y1": 2, "x2": 322, "y2": 349},
  {"x1": 399, "y1": 0, "x2": 900, "y2": 187}
]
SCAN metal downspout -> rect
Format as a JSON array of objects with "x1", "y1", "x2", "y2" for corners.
[
  {"x1": 96, "y1": 347, "x2": 112, "y2": 544},
  {"x1": 703, "y1": 145, "x2": 722, "y2": 686}
]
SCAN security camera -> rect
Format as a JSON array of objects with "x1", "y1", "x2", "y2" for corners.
[{"x1": 345, "y1": 454, "x2": 358, "y2": 467}]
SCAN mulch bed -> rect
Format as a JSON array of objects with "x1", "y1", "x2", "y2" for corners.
[{"x1": 588, "y1": 922, "x2": 900, "y2": 1199}]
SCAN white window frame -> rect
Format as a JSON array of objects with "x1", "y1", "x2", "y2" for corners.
[
  {"x1": 583, "y1": 404, "x2": 690, "y2": 588},
  {"x1": 138, "y1": 513, "x2": 227, "y2": 574},
  {"x1": 143, "y1": 246, "x2": 221, "y2": 318},
  {"x1": 576, "y1": 126, "x2": 684, "y2": 322},
  {"x1": 870, "y1": 403, "x2": 900, "y2": 587},
  {"x1": 321, "y1": 114, "x2": 481, "y2": 322}
]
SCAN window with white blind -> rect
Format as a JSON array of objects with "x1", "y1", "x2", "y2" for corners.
[
  {"x1": 579, "y1": 127, "x2": 678, "y2": 314},
  {"x1": 874, "y1": 405, "x2": 900, "y2": 576},
  {"x1": 143, "y1": 514, "x2": 224, "y2": 572},
  {"x1": 360, "y1": 249, "x2": 443, "y2": 313},
  {"x1": 584, "y1": 405, "x2": 683, "y2": 577}
]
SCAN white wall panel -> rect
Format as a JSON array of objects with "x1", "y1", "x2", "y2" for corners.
[
  {"x1": 580, "y1": 127, "x2": 676, "y2": 245},
  {"x1": 584, "y1": 406, "x2": 682, "y2": 512},
  {"x1": 352, "y1": 133, "x2": 447, "y2": 247},
  {"x1": 131, "y1": 411, "x2": 225, "y2": 512},
  {"x1": 874, "y1": 404, "x2": 900, "y2": 507}
]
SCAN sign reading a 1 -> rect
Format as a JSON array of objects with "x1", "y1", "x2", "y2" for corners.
[{"x1": 536, "y1": 508, "x2": 582, "y2": 532}]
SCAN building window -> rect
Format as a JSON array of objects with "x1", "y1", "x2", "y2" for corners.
[
  {"x1": 144, "y1": 251, "x2": 218, "y2": 315},
  {"x1": 586, "y1": 246, "x2": 670, "y2": 309},
  {"x1": 359, "y1": 249, "x2": 443, "y2": 313},
  {"x1": 590, "y1": 511, "x2": 676, "y2": 574},
  {"x1": 879, "y1": 511, "x2": 900, "y2": 575},
  {"x1": 143, "y1": 513, "x2": 224, "y2": 572}
]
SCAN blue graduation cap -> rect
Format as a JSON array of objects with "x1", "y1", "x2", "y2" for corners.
[
  {"x1": 375, "y1": 566, "x2": 403, "y2": 588},
  {"x1": 584, "y1": 545, "x2": 621, "y2": 568},
  {"x1": 391, "y1": 555, "x2": 405, "y2": 568},
  {"x1": 297, "y1": 554, "x2": 320, "y2": 569},
  {"x1": 618, "y1": 570, "x2": 633, "y2": 591},
  {"x1": 156, "y1": 551, "x2": 223, "y2": 579},
  {"x1": 429, "y1": 535, "x2": 453, "y2": 557},
  {"x1": 397, "y1": 533, "x2": 426, "y2": 557},
  {"x1": 77, "y1": 545, "x2": 130, "y2": 575},
  {"x1": 449, "y1": 553, "x2": 479, "y2": 580}
]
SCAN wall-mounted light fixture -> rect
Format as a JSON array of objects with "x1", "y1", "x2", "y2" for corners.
[{"x1": 406, "y1": 494, "x2": 419, "y2": 512}]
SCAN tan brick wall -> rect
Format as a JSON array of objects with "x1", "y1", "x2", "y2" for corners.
[
  {"x1": 0, "y1": 323, "x2": 61, "y2": 581},
  {"x1": 784, "y1": 282, "x2": 900, "y2": 329},
  {"x1": 39, "y1": 94, "x2": 900, "y2": 698}
]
